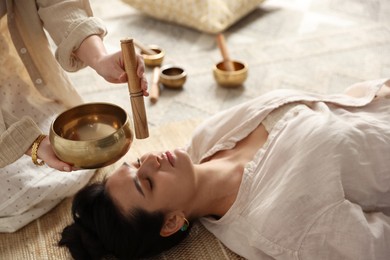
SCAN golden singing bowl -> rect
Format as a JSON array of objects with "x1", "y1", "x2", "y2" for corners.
[
  {"x1": 159, "y1": 65, "x2": 187, "y2": 89},
  {"x1": 141, "y1": 45, "x2": 165, "y2": 67},
  {"x1": 213, "y1": 60, "x2": 248, "y2": 88},
  {"x1": 49, "y1": 103, "x2": 133, "y2": 169}
]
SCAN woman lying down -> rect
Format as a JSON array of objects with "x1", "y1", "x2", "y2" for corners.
[{"x1": 59, "y1": 79, "x2": 390, "y2": 260}]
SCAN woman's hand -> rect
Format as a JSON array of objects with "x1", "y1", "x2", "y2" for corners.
[
  {"x1": 93, "y1": 51, "x2": 149, "y2": 96},
  {"x1": 26, "y1": 136, "x2": 79, "y2": 172},
  {"x1": 75, "y1": 35, "x2": 148, "y2": 96}
]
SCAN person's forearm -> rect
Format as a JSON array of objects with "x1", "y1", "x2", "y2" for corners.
[
  {"x1": 74, "y1": 35, "x2": 107, "y2": 70},
  {"x1": 73, "y1": 34, "x2": 148, "y2": 87},
  {"x1": 0, "y1": 111, "x2": 42, "y2": 167}
]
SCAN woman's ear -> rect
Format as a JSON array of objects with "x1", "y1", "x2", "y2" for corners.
[{"x1": 160, "y1": 212, "x2": 185, "y2": 237}]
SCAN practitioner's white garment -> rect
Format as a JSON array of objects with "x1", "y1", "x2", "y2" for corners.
[
  {"x1": 0, "y1": 17, "x2": 94, "y2": 232},
  {"x1": 187, "y1": 79, "x2": 390, "y2": 260},
  {"x1": 0, "y1": 160, "x2": 94, "y2": 232},
  {"x1": 0, "y1": 51, "x2": 94, "y2": 232}
]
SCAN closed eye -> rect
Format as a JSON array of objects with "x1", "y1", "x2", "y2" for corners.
[
  {"x1": 133, "y1": 176, "x2": 145, "y2": 197},
  {"x1": 135, "y1": 158, "x2": 153, "y2": 190},
  {"x1": 130, "y1": 158, "x2": 141, "y2": 168},
  {"x1": 122, "y1": 162, "x2": 145, "y2": 197},
  {"x1": 147, "y1": 178, "x2": 153, "y2": 189}
]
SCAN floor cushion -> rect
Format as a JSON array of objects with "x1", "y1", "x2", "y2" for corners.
[{"x1": 121, "y1": 0, "x2": 266, "y2": 33}]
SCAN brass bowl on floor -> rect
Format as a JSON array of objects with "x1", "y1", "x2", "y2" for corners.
[
  {"x1": 159, "y1": 65, "x2": 187, "y2": 89},
  {"x1": 49, "y1": 103, "x2": 133, "y2": 169},
  {"x1": 213, "y1": 60, "x2": 248, "y2": 87},
  {"x1": 141, "y1": 45, "x2": 165, "y2": 67}
]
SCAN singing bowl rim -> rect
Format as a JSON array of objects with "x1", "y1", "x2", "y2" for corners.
[
  {"x1": 213, "y1": 60, "x2": 248, "y2": 87},
  {"x1": 159, "y1": 64, "x2": 187, "y2": 88},
  {"x1": 213, "y1": 60, "x2": 248, "y2": 74},
  {"x1": 49, "y1": 102, "x2": 133, "y2": 169},
  {"x1": 140, "y1": 45, "x2": 165, "y2": 58},
  {"x1": 141, "y1": 45, "x2": 165, "y2": 66}
]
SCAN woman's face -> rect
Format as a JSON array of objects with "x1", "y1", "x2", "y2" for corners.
[{"x1": 105, "y1": 148, "x2": 197, "y2": 214}]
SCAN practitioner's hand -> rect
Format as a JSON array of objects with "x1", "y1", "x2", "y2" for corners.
[
  {"x1": 26, "y1": 136, "x2": 79, "y2": 172},
  {"x1": 94, "y1": 51, "x2": 149, "y2": 96},
  {"x1": 75, "y1": 35, "x2": 148, "y2": 96}
]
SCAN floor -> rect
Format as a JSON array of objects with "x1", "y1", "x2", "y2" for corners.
[{"x1": 70, "y1": 0, "x2": 390, "y2": 129}]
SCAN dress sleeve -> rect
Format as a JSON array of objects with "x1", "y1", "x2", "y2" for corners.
[
  {"x1": 0, "y1": 108, "x2": 42, "y2": 168},
  {"x1": 36, "y1": 0, "x2": 107, "y2": 72}
]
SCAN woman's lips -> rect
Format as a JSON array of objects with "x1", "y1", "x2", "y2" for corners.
[{"x1": 165, "y1": 151, "x2": 174, "y2": 166}]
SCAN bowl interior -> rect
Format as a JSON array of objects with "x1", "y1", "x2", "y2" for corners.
[
  {"x1": 141, "y1": 45, "x2": 164, "y2": 59},
  {"x1": 215, "y1": 61, "x2": 246, "y2": 72},
  {"x1": 161, "y1": 66, "x2": 185, "y2": 78},
  {"x1": 52, "y1": 103, "x2": 128, "y2": 141},
  {"x1": 159, "y1": 65, "x2": 187, "y2": 88}
]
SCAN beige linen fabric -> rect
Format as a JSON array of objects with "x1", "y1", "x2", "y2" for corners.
[
  {"x1": 121, "y1": 0, "x2": 265, "y2": 33},
  {"x1": 0, "y1": 0, "x2": 106, "y2": 166},
  {"x1": 0, "y1": 19, "x2": 95, "y2": 232},
  {"x1": 189, "y1": 79, "x2": 390, "y2": 259},
  {"x1": 0, "y1": 0, "x2": 106, "y2": 232}
]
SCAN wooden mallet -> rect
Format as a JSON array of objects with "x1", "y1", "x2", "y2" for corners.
[
  {"x1": 120, "y1": 38, "x2": 149, "y2": 139},
  {"x1": 216, "y1": 33, "x2": 235, "y2": 72},
  {"x1": 149, "y1": 66, "x2": 160, "y2": 104}
]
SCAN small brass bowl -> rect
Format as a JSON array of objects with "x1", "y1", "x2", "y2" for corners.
[
  {"x1": 213, "y1": 60, "x2": 248, "y2": 88},
  {"x1": 49, "y1": 103, "x2": 133, "y2": 169},
  {"x1": 159, "y1": 65, "x2": 187, "y2": 89},
  {"x1": 141, "y1": 45, "x2": 165, "y2": 67}
]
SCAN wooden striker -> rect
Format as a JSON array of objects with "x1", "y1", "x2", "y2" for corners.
[{"x1": 120, "y1": 38, "x2": 149, "y2": 139}]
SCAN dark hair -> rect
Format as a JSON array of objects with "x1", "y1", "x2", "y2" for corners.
[{"x1": 59, "y1": 181, "x2": 191, "y2": 259}]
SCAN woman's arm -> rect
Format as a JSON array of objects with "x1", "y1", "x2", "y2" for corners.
[
  {"x1": 25, "y1": 135, "x2": 77, "y2": 172},
  {"x1": 0, "y1": 109, "x2": 41, "y2": 168},
  {"x1": 75, "y1": 35, "x2": 148, "y2": 94},
  {"x1": 37, "y1": 0, "x2": 148, "y2": 93},
  {"x1": 74, "y1": 35, "x2": 125, "y2": 83},
  {"x1": 0, "y1": 109, "x2": 76, "y2": 171}
]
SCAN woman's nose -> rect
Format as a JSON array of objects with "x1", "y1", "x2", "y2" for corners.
[
  {"x1": 138, "y1": 153, "x2": 160, "y2": 176},
  {"x1": 139, "y1": 151, "x2": 160, "y2": 162}
]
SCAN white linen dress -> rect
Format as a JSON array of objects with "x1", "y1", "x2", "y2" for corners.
[{"x1": 187, "y1": 79, "x2": 390, "y2": 260}]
